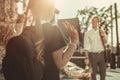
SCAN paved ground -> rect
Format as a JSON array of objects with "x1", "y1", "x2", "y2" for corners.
[
  {"x1": 97, "y1": 68, "x2": 120, "y2": 80},
  {"x1": 0, "y1": 67, "x2": 119, "y2": 80}
]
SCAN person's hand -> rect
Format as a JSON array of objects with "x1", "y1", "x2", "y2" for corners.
[
  {"x1": 63, "y1": 21, "x2": 79, "y2": 45},
  {"x1": 85, "y1": 58, "x2": 90, "y2": 65},
  {"x1": 100, "y1": 30, "x2": 106, "y2": 37}
]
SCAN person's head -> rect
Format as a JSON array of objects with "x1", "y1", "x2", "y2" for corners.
[
  {"x1": 29, "y1": 0, "x2": 55, "y2": 21},
  {"x1": 92, "y1": 17, "x2": 99, "y2": 30}
]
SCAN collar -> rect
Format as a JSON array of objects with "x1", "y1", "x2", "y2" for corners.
[{"x1": 92, "y1": 28, "x2": 99, "y2": 32}]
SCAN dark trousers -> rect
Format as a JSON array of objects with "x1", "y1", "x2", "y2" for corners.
[{"x1": 89, "y1": 52, "x2": 106, "y2": 80}]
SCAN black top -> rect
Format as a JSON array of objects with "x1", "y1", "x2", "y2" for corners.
[
  {"x1": 22, "y1": 23, "x2": 66, "y2": 80},
  {"x1": 3, "y1": 32, "x2": 43, "y2": 80},
  {"x1": 42, "y1": 23, "x2": 66, "y2": 80},
  {"x1": 3, "y1": 23, "x2": 66, "y2": 80}
]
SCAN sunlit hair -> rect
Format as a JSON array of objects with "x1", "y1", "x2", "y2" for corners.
[
  {"x1": 28, "y1": 0, "x2": 54, "y2": 9},
  {"x1": 28, "y1": 0, "x2": 38, "y2": 9},
  {"x1": 92, "y1": 16, "x2": 99, "y2": 22}
]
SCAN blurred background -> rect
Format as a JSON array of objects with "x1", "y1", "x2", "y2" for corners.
[{"x1": 0, "y1": 0, "x2": 120, "y2": 80}]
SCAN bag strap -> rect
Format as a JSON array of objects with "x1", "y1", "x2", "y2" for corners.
[
  {"x1": 99, "y1": 30, "x2": 106, "y2": 51},
  {"x1": 99, "y1": 29, "x2": 108, "y2": 63}
]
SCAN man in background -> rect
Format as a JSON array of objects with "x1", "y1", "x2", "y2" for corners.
[{"x1": 84, "y1": 17, "x2": 107, "y2": 80}]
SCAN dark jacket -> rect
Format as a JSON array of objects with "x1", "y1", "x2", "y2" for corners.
[{"x1": 2, "y1": 23, "x2": 66, "y2": 80}]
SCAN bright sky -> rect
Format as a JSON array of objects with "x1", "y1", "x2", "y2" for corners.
[
  {"x1": 54, "y1": 0, "x2": 120, "y2": 19},
  {"x1": 17, "y1": 0, "x2": 120, "y2": 18}
]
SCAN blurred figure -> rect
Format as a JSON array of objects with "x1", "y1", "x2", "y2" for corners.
[{"x1": 84, "y1": 17, "x2": 107, "y2": 80}]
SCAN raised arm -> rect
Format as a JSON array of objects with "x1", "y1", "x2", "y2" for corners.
[{"x1": 52, "y1": 21, "x2": 79, "y2": 69}]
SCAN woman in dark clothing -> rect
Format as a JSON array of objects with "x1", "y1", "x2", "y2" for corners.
[
  {"x1": 3, "y1": 0, "x2": 79, "y2": 80},
  {"x1": 29, "y1": 0, "x2": 79, "y2": 79}
]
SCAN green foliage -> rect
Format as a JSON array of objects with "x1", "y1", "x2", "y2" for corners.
[{"x1": 77, "y1": 6, "x2": 112, "y2": 34}]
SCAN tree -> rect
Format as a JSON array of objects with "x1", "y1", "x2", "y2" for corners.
[
  {"x1": 77, "y1": 6, "x2": 111, "y2": 35},
  {"x1": 0, "y1": 0, "x2": 29, "y2": 45},
  {"x1": 0, "y1": 0, "x2": 27, "y2": 64}
]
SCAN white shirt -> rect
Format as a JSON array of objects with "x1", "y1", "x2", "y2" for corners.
[{"x1": 84, "y1": 29, "x2": 104, "y2": 52}]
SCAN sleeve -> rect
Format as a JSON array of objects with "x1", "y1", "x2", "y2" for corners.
[
  {"x1": 84, "y1": 32, "x2": 90, "y2": 51},
  {"x1": 3, "y1": 36, "x2": 33, "y2": 80},
  {"x1": 3, "y1": 37, "x2": 26, "y2": 80},
  {"x1": 43, "y1": 24, "x2": 66, "y2": 53},
  {"x1": 3, "y1": 56, "x2": 26, "y2": 80}
]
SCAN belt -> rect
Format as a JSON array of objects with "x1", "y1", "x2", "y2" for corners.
[{"x1": 90, "y1": 51, "x2": 104, "y2": 54}]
